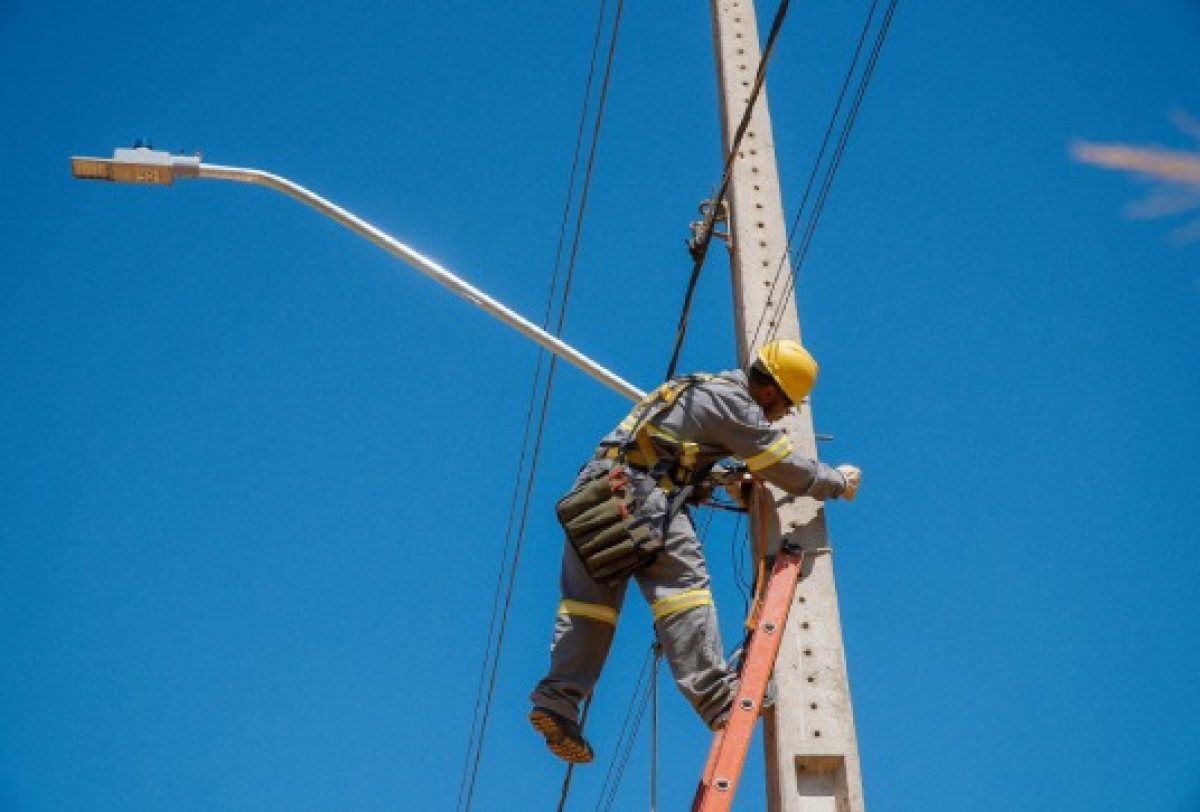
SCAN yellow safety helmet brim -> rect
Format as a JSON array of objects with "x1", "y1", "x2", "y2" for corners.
[{"x1": 756, "y1": 340, "x2": 818, "y2": 405}]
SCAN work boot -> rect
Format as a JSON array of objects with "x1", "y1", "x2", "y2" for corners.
[{"x1": 529, "y1": 707, "x2": 594, "y2": 764}]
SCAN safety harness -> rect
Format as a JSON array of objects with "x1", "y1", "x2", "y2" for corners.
[{"x1": 555, "y1": 375, "x2": 720, "y2": 585}]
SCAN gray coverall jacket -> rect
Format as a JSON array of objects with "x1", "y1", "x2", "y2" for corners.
[{"x1": 530, "y1": 369, "x2": 848, "y2": 729}]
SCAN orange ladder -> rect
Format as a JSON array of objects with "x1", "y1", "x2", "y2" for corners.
[{"x1": 690, "y1": 541, "x2": 805, "y2": 811}]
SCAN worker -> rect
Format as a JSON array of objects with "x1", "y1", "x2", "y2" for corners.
[{"x1": 528, "y1": 339, "x2": 861, "y2": 764}]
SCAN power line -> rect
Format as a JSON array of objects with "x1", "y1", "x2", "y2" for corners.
[
  {"x1": 748, "y1": 0, "x2": 883, "y2": 348},
  {"x1": 454, "y1": 1, "x2": 626, "y2": 808},
  {"x1": 663, "y1": 0, "x2": 793, "y2": 381},
  {"x1": 752, "y1": 0, "x2": 901, "y2": 348},
  {"x1": 555, "y1": 697, "x2": 594, "y2": 812},
  {"x1": 595, "y1": 643, "x2": 660, "y2": 812},
  {"x1": 790, "y1": 0, "x2": 899, "y2": 279}
]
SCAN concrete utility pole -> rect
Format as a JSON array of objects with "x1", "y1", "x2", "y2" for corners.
[{"x1": 708, "y1": 2, "x2": 865, "y2": 810}]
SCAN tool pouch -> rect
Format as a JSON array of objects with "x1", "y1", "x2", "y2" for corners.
[{"x1": 555, "y1": 465, "x2": 664, "y2": 585}]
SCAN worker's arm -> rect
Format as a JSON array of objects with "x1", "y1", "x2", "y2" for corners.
[
  {"x1": 693, "y1": 379, "x2": 855, "y2": 501},
  {"x1": 754, "y1": 449, "x2": 850, "y2": 500}
]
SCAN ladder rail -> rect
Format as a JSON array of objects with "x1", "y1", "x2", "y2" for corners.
[{"x1": 691, "y1": 543, "x2": 805, "y2": 811}]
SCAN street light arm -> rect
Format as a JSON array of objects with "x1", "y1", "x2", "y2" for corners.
[
  {"x1": 200, "y1": 163, "x2": 646, "y2": 402},
  {"x1": 71, "y1": 149, "x2": 646, "y2": 403}
]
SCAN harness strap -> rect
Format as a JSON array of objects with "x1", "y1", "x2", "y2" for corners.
[{"x1": 599, "y1": 373, "x2": 720, "y2": 490}]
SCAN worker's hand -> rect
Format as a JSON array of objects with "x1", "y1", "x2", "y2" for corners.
[
  {"x1": 720, "y1": 473, "x2": 754, "y2": 510},
  {"x1": 836, "y1": 465, "x2": 861, "y2": 501}
]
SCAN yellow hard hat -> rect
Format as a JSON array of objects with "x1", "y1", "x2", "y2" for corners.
[{"x1": 756, "y1": 339, "x2": 818, "y2": 404}]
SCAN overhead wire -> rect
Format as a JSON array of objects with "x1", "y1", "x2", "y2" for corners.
[
  {"x1": 750, "y1": 0, "x2": 901, "y2": 349},
  {"x1": 663, "y1": 0, "x2": 793, "y2": 381},
  {"x1": 595, "y1": 643, "x2": 660, "y2": 812},
  {"x1": 454, "y1": 1, "x2": 626, "y2": 809},
  {"x1": 554, "y1": 697, "x2": 594, "y2": 812},
  {"x1": 746, "y1": 0, "x2": 881, "y2": 349},
  {"x1": 550, "y1": 5, "x2": 630, "y2": 810},
  {"x1": 650, "y1": 643, "x2": 660, "y2": 812},
  {"x1": 778, "y1": 0, "x2": 900, "y2": 319},
  {"x1": 600, "y1": 3, "x2": 796, "y2": 790}
]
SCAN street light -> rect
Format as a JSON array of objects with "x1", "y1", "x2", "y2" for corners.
[
  {"x1": 71, "y1": 147, "x2": 200, "y2": 185},
  {"x1": 70, "y1": 146, "x2": 645, "y2": 403}
]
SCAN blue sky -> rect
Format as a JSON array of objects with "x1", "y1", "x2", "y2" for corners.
[{"x1": 3, "y1": 1, "x2": 1199, "y2": 810}]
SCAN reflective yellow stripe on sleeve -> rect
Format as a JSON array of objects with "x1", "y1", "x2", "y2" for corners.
[
  {"x1": 742, "y1": 434, "x2": 793, "y2": 471},
  {"x1": 650, "y1": 588, "x2": 713, "y2": 622},
  {"x1": 558, "y1": 599, "x2": 619, "y2": 626}
]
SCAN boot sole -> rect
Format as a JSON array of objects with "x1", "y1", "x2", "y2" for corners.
[{"x1": 529, "y1": 709, "x2": 594, "y2": 764}]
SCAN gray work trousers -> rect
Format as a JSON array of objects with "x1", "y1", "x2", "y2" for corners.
[{"x1": 530, "y1": 461, "x2": 735, "y2": 730}]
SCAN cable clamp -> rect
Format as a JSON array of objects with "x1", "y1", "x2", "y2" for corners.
[{"x1": 686, "y1": 197, "x2": 731, "y2": 260}]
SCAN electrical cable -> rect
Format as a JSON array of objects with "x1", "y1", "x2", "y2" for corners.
[
  {"x1": 650, "y1": 643, "x2": 660, "y2": 812},
  {"x1": 778, "y1": 0, "x2": 899, "y2": 316},
  {"x1": 730, "y1": 512, "x2": 752, "y2": 615},
  {"x1": 555, "y1": 697, "x2": 594, "y2": 812},
  {"x1": 455, "y1": 1, "x2": 625, "y2": 809},
  {"x1": 663, "y1": 0, "x2": 792, "y2": 381},
  {"x1": 750, "y1": 0, "x2": 901, "y2": 349},
  {"x1": 596, "y1": 643, "x2": 659, "y2": 812},
  {"x1": 746, "y1": 0, "x2": 882, "y2": 349},
  {"x1": 551, "y1": 13, "x2": 632, "y2": 811}
]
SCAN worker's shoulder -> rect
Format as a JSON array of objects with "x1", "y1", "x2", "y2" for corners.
[
  {"x1": 694, "y1": 369, "x2": 748, "y2": 393},
  {"x1": 686, "y1": 369, "x2": 753, "y2": 410}
]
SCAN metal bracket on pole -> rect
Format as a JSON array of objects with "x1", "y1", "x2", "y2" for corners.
[
  {"x1": 70, "y1": 147, "x2": 646, "y2": 404},
  {"x1": 686, "y1": 197, "x2": 730, "y2": 261}
]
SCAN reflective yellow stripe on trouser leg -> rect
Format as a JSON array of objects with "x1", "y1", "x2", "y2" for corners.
[
  {"x1": 558, "y1": 599, "x2": 619, "y2": 626},
  {"x1": 650, "y1": 588, "x2": 714, "y2": 622}
]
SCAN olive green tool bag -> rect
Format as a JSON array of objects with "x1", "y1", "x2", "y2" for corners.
[{"x1": 555, "y1": 465, "x2": 663, "y2": 585}]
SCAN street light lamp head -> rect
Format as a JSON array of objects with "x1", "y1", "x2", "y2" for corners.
[
  {"x1": 70, "y1": 157, "x2": 121, "y2": 181},
  {"x1": 70, "y1": 146, "x2": 200, "y2": 185}
]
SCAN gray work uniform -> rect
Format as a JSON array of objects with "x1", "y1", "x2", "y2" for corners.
[{"x1": 530, "y1": 370, "x2": 848, "y2": 729}]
